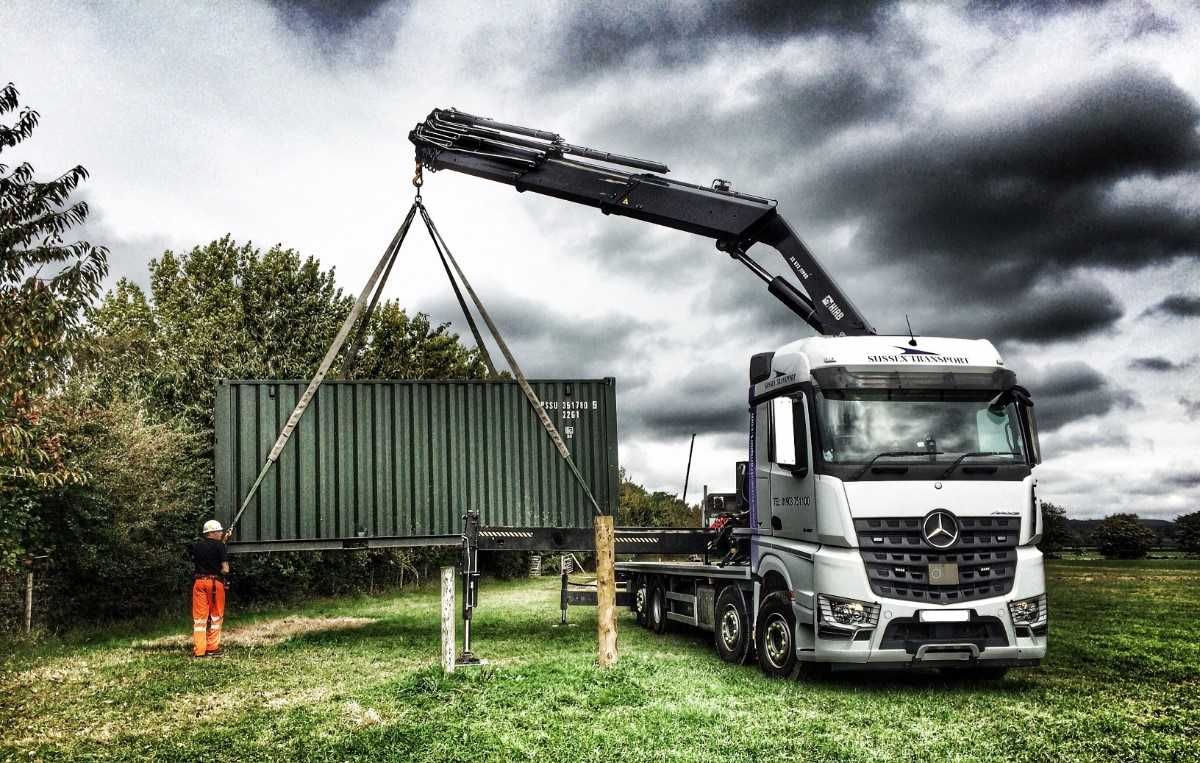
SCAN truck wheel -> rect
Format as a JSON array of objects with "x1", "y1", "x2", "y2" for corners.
[
  {"x1": 634, "y1": 577, "x2": 649, "y2": 627},
  {"x1": 714, "y1": 585, "x2": 752, "y2": 665},
  {"x1": 755, "y1": 592, "x2": 800, "y2": 679},
  {"x1": 648, "y1": 579, "x2": 668, "y2": 634}
]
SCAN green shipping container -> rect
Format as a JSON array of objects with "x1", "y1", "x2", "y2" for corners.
[{"x1": 214, "y1": 379, "x2": 618, "y2": 550}]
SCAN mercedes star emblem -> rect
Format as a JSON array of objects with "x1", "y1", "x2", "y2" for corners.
[{"x1": 922, "y1": 509, "x2": 960, "y2": 549}]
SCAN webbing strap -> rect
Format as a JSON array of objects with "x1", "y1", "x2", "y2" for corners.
[
  {"x1": 417, "y1": 203, "x2": 603, "y2": 516},
  {"x1": 342, "y1": 207, "x2": 413, "y2": 379},
  {"x1": 226, "y1": 203, "x2": 420, "y2": 536},
  {"x1": 431, "y1": 227, "x2": 497, "y2": 376}
]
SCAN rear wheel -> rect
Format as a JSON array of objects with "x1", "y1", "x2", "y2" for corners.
[
  {"x1": 648, "y1": 579, "x2": 668, "y2": 634},
  {"x1": 714, "y1": 585, "x2": 752, "y2": 665},
  {"x1": 755, "y1": 592, "x2": 800, "y2": 679},
  {"x1": 634, "y1": 577, "x2": 649, "y2": 627}
]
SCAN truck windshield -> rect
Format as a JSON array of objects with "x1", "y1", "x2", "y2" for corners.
[{"x1": 815, "y1": 389, "x2": 1028, "y2": 465}]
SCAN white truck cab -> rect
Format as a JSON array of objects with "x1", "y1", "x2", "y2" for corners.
[{"x1": 619, "y1": 335, "x2": 1047, "y2": 678}]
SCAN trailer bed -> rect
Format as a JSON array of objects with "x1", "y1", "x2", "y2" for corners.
[{"x1": 615, "y1": 561, "x2": 751, "y2": 580}]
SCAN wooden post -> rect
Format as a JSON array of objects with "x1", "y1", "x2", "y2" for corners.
[
  {"x1": 594, "y1": 515, "x2": 617, "y2": 667},
  {"x1": 25, "y1": 570, "x2": 33, "y2": 634},
  {"x1": 440, "y1": 566, "x2": 455, "y2": 673}
]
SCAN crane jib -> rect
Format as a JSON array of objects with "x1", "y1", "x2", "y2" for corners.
[{"x1": 409, "y1": 107, "x2": 876, "y2": 337}]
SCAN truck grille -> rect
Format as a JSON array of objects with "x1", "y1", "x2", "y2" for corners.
[{"x1": 854, "y1": 516, "x2": 1019, "y2": 605}]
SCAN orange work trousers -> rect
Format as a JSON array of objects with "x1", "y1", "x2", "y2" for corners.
[{"x1": 191, "y1": 577, "x2": 225, "y2": 656}]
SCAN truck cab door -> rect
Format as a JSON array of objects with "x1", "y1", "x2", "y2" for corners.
[
  {"x1": 753, "y1": 400, "x2": 772, "y2": 534},
  {"x1": 766, "y1": 395, "x2": 816, "y2": 542}
]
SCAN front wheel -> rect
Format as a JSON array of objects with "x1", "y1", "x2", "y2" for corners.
[{"x1": 755, "y1": 592, "x2": 800, "y2": 679}]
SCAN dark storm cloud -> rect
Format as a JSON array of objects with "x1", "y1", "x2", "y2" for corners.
[
  {"x1": 786, "y1": 66, "x2": 1200, "y2": 343},
  {"x1": 978, "y1": 279, "x2": 1124, "y2": 343},
  {"x1": 1166, "y1": 471, "x2": 1200, "y2": 488},
  {"x1": 969, "y1": 0, "x2": 1178, "y2": 39},
  {"x1": 414, "y1": 290, "x2": 650, "y2": 381},
  {"x1": 1180, "y1": 397, "x2": 1200, "y2": 421},
  {"x1": 1140, "y1": 293, "x2": 1200, "y2": 319},
  {"x1": 630, "y1": 366, "x2": 746, "y2": 438},
  {"x1": 551, "y1": 1, "x2": 888, "y2": 77},
  {"x1": 1044, "y1": 427, "x2": 1131, "y2": 456},
  {"x1": 266, "y1": 0, "x2": 404, "y2": 59},
  {"x1": 581, "y1": 53, "x2": 1196, "y2": 348},
  {"x1": 1021, "y1": 361, "x2": 1138, "y2": 431},
  {"x1": 1128, "y1": 356, "x2": 1196, "y2": 372},
  {"x1": 809, "y1": 66, "x2": 1200, "y2": 273}
]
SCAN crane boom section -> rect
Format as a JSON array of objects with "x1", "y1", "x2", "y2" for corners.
[{"x1": 410, "y1": 108, "x2": 874, "y2": 336}]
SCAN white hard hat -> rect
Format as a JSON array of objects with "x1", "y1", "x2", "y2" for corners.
[{"x1": 202, "y1": 519, "x2": 223, "y2": 534}]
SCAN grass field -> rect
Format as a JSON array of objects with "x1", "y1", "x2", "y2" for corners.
[{"x1": 2, "y1": 560, "x2": 1198, "y2": 761}]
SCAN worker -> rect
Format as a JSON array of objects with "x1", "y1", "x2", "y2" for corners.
[{"x1": 189, "y1": 519, "x2": 229, "y2": 658}]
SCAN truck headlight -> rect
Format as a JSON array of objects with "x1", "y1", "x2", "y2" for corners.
[
  {"x1": 818, "y1": 594, "x2": 880, "y2": 628},
  {"x1": 1007, "y1": 594, "x2": 1047, "y2": 628}
]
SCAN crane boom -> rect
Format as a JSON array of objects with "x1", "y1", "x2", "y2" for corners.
[{"x1": 409, "y1": 108, "x2": 875, "y2": 336}]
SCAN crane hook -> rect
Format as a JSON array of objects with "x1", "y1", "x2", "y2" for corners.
[{"x1": 413, "y1": 160, "x2": 424, "y2": 202}]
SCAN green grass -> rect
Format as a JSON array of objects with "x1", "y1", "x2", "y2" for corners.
[{"x1": 2, "y1": 560, "x2": 1198, "y2": 762}]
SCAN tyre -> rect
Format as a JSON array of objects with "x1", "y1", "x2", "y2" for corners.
[
  {"x1": 755, "y1": 592, "x2": 801, "y2": 679},
  {"x1": 634, "y1": 577, "x2": 649, "y2": 628},
  {"x1": 647, "y1": 579, "x2": 668, "y2": 634},
  {"x1": 714, "y1": 585, "x2": 752, "y2": 665}
]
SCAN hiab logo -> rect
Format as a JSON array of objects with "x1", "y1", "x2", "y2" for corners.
[{"x1": 865, "y1": 346, "x2": 971, "y2": 364}]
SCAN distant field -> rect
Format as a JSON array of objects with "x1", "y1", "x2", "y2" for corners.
[{"x1": 2, "y1": 560, "x2": 1198, "y2": 761}]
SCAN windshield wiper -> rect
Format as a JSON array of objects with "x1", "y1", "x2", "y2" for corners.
[
  {"x1": 940, "y1": 451, "x2": 1021, "y2": 478},
  {"x1": 852, "y1": 451, "x2": 944, "y2": 480}
]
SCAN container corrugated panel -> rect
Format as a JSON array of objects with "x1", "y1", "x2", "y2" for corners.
[{"x1": 214, "y1": 379, "x2": 618, "y2": 544}]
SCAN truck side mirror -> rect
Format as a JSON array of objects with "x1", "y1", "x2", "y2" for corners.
[{"x1": 770, "y1": 397, "x2": 808, "y2": 477}]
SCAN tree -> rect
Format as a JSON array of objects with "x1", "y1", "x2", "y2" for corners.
[
  {"x1": 1037, "y1": 502, "x2": 1076, "y2": 557},
  {"x1": 1175, "y1": 511, "x2": 1200, "y2": 555},
  {"x1": 618, "y1": 469, "x2": 701, "y2": 527},
  {"x1": 1093, "y1": 513, "x2": 1157, "y2": 560},
  {"x1": 0, "y1": 82, "x2": 107, "y2": 570},
  {"x1": 35, "y1": 240, "x2": 491, "y2": 623}
]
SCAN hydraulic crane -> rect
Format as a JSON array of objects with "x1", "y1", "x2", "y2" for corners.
[
  {"x1": 411, "y1": 108, "x2": 1048, "y2": 680},
  {"x1": 409, "y1": 108, "x2": 875, "y2": 337}
]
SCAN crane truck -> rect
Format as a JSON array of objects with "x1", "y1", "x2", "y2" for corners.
[{"x1": 409, "y1": 109, "x2": 1047, "y2": 678}]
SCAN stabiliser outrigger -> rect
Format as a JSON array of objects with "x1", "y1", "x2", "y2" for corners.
[{"x1": 410, "y1": 108, "x2": 875, "y2": 338}]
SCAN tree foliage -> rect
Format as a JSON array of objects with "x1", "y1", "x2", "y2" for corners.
[
  {"x1": 1093, "y1": 513, "x2": 1157, "y2": 560},
  {"x1": 0, "y1": 83, "x2": 107, "y2": 570},
  {"x1": 618, "y1": 469, "x2": 700, "y2": 527},
  {"x1": 15, "y1": 237, "x2": 490, "y2": 625},
  {"x1": 1037, "y1": 502, "x2": 1076, "y2": 557},
  {"x1": 1175, "y1": 511, "x2": 1200, "y2": 555}
]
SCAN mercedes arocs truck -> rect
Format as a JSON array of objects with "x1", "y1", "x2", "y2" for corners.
[{"x1": 409, "y1": 108, "x2": 1048, "y2": 678}]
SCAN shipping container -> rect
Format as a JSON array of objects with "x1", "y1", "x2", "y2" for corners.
[{"x1": 214, "y1": 379, "x2": 618, "y2": 551}]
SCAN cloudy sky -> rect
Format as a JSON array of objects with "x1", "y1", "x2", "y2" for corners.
[{"x1": 3, "y1": 0, "x2": 1198, "y2": 519}]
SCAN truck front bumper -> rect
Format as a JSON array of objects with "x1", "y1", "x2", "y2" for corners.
[
  {"x1": 795, "y1": 595, "x2": 1047, "y2": 668},
  {"x1": 796, "y1": 545, "x2": 1047, "y2": 669}
]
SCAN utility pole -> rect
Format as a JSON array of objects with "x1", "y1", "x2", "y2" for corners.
[{"x1": 681, "y1": 433, "x2": 696, "y2": 506}]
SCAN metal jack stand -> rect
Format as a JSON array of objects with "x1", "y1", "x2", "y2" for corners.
[
  {"x1": 457, "y1": 511, "x2": 484, "y2": 666},
  {"x1": 553, "y1": 554, "x2": 578, "y2": 628},
  {"x1": 557, "y1": 560, "x2": 569, "y2": 626}
]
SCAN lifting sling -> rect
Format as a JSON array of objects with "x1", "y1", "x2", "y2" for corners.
[{"x1": 226, "y1": 181, "x2": 600, "y2": 538}]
